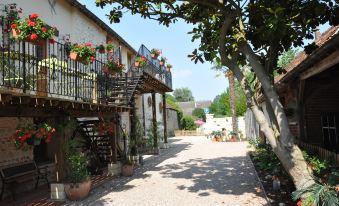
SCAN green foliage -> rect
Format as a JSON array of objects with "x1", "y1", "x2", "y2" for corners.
[
  {"x1": 192, "y1": 108, "x2": 206, "y2": 122},
  {"x1": 64, "y1": 139, "x2": 90, "y2": 183},
  {"x1": 209, "y1": 82, "x2": 246, "y2": 117},
  {"x1": 211, "y1": 130, "x2": 223, "y2": 136},
  {"x1": 146, "y1": 121, "x2": 162, "y2": 148},
  {"x1": 253, "y1": 144, "x2": 280, "y2": 172},
  {"x1": 302, "y1": 150, "x2": 330, "y2": 176},
  {"x1": 277, "y1": 48, "x2": 299, "y2": 69},
  {"x1": 292, "y1": 182, "x2": 339, "y2": 206},
  {"x1": 173, "y1": 87, "x2": 194, "y2": 102},
  {"x1": 181, "y1": 116, "x2": 197, "y2": 130}
]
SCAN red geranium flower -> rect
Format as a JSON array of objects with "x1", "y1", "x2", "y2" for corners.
[
  {"x1": 29, "y1": 13, "x2": 39, "y2": 19},
  {"x1": 26, "y1": 19, "x2": 32, "y2": 24},
  {"x1": 30, "y1": 33, "x2": 38, "y2": 41},
  {"x1": 41, "y1": 27, "x2": 47, "y2": 32},
  {"x1": 85, "y1": 43, "x2": 92, "y2": 47},
  {"x1": 10, "y1": 24, "x2": 17, "y2": 29},
  {"x1": 297, "y1": 200, "x2": 302, "y2": 206},
  {"x1": 28, "y1": 21, "x2": 36, "y2": 27},
  {"x1": 90, "y1": 56, "x2": 95, "y2": 62}
]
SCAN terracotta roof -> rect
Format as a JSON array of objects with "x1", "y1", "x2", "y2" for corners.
[
  {"x1": 66, "y1": 0, "x2": 137, "y2": 55},
  {"x1": 275, "y1": 26, "x2": 339, "y2": 83}
]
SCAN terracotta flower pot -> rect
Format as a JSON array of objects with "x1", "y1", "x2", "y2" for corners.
[
  {"x1": 64, "y1": 180, "x2": 91, "y2": 201},
  {"x1": 166, "y1": 67, "x2": 171, "y2": 72},
  {"x1": 159, "y1": 61, "x2": 164, "y2": 66},
  {"x1": 121, "y1": 164, "x2": 134, "y2": 177},
  {"x1": 12, "y1": 29, "x2": 44, "y2": 46},
  {"x1": 98, "y1": 48, "x2": 106, "y2": 54},
  {"x1": 69, "y1": 52, "x2": 87, "y2": 64},
  {"x1": 134, "y1": 61, "x2": 140, "y2": 67},
  {"x1": 151, "y1": 53, "x2": 158, "y2": 59}
]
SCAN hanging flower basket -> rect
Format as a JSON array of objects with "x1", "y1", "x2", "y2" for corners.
[
  {"x1": 102, "y1": 59, "x2": 124, "y2": 75},
  {"x1": 11, "y1": 13, "x2": 56, "y2": 45},
  {"x1": 13, "y1": 123, "x2": 56, "y2": 150},
  {"x1": 166, "y1": 64, "x2": 172, "y2": 72},
  {"x1": 159, "y1": 56, "x2": 167, "y2": 66},
  {"x1": 135, "y1": 56, "x2": 147, "y2": 68},
  {"x1": 69, "y1": 43, "x2": 96, "y2": 65},
  {"x1": 151, "y1": 48, "x2": 161, "y2": 59},
  {"x1": 96, "y1": 44, "x2": 106, "y2": 54},
  {"x1": 134, "y1": 61, "x2": 140, "y2": 67}
]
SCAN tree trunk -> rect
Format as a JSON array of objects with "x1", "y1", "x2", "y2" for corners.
[
  {"x1": 239, "y1": 43, "x2": 314, "y2": 190},
  {"x1": 226, "y1": 71, "x2": 238, "y2": 135}
]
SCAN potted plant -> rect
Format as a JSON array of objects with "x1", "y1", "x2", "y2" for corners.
[
  {"x1": 159, "y1": 56, "x2": 167, "y2": 66},
  {"x1": 134, "y1": 56, "x2": 147, "y2": 68},
  {"x1": 64, "y1": 139, "x2": 91, "y2": 201},
  {"x1": 11, "y1": 13, "x2": 56, "y2": 45},
  {"x1": 211, "y1": 131, "x2": 223, "y2": 142},
  {"x1": 106, "y1": 43, "x2": 114, "y2": 53},
  {"x1": 103, "y1": 59, "x2": 125, "y2": 75},
  {"x1": 69, "y1": 43, "x2": 96, "y2": 65},
  {"x1": 229, "y1": 131, "x2": 238, "y2": 142},
  {"x1": 166, "y1": 64, "x2": 172, "y2": 72},
  {"x1": 96, "y1": 44, "x2": 106, "y2": 54},
  {"x1": 121, "y1": 158, "x2": 134, "y2": 177},
  {"x1": 151, "y1": 48, "x2": 161, "y2": 59},
  {"x1": 0, "y1": 3, "x2": 22, "y2": 31},
  {"x1": 13, "y1": 123, "x2": 56, "y2": 150}
]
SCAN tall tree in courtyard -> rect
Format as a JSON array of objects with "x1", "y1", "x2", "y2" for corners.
[
  {"x1": 173, "y1": 87, "x2": 194, "y2": 102},
  {"x1": 96, "y1": 0, "x2": 337, "y2": 190},
  {"x1": 226, "y1": 70, "x2": 238, "y2": 134}
]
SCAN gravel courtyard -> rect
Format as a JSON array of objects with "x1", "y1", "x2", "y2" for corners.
[{"x1": 66, "y1": 136, "x2": 269, "y2": 206}]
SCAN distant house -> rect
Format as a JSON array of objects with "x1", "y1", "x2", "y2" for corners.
[
  {"x1": 251, "y1": 26, "x2": 339, "y2": 161},
  {"x1": 178, "y1": 100, "x2": 212, "y2": 116}
]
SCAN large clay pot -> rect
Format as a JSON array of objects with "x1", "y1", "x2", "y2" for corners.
[
  {"x1": 151, "y1": 53, "x2": 158, "y2": 59},
  {"x1": 121, "y1": 164, "x2": 134, "y2": 177},
  {"x1": 69, "y1": 52, "x2": 88, "y2": 64},
  {"x1": 64, "y1": 180, "x2": 91, "y2": 201}
]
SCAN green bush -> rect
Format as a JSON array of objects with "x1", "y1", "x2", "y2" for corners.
[
  {"x1": 181, "y1": 116, "x2": 197, "y2": 130},
  {"x1": 192, "y1": 108, "x2": 206, "y2": 122},
  {"x1": 253, "y1": 145, "x2": 280, "y2": 172},
  {"x1": 302, "y1": 150, "x2": 330, "y2": 176}
]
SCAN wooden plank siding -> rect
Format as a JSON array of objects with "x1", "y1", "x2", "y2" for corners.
[{"x1": 303, "y1": 65, "x2": 339, "y2": 146}]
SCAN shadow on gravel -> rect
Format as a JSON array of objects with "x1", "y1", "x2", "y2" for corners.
[
  {"x1": 158, "y1": 156, "x2": 265, "y2": 198},
  {"x1": 65, "y1": 139, "x2": 191, "y2": 206}
]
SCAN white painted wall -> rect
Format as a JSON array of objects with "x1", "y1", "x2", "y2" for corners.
[{"x1": 202, "y1": 114, "x2": 246, "y2": 138}]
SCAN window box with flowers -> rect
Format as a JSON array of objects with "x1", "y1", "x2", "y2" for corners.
[
  {"x1": 166, "y1": 64, "x2": 172, "y2": 72},
  {"x1": 13, "y1": 123, "x2": 56, "y2": 150},
  {"x1": 11, "y1": 13, "x2": 56, "y2": 45},
  {"x1": 159, "y1": 56, "x2": 167, "y2": 66},
  {"x1": 103, "y1": 59, "x2": 125, "y2": 75},
  {"x1": 69, "y1": 43, "x2": 96, "y2": 65},
  {"x1": 151, "y1": 48, "x2": 161, "y2": 59},
  {"x1": 135, "y1": 56, "x2": 147, "y2": 68}
]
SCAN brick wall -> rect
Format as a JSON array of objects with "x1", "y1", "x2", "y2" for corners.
[{"x1": 0, "y1": 117, "x2": 34, "y2": 167}]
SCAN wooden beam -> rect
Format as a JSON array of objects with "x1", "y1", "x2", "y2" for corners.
[{"x1": 301, "y1": 50, "x2": 339, "y2": 80}]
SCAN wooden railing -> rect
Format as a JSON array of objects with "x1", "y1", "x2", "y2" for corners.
[{"x1": 298, "y1": 141, "x2": 339, "y2": 165}]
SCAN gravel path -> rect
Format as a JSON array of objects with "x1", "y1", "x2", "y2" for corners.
[{"x1": 66, "y1": 136, "x2": 269, "y2": 206}]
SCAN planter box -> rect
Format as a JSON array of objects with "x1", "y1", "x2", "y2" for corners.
[
  {"x1": 107, "y1": 163, "x2": 121, "y2": 176},
  {"x1": 69, "y1": 52, "x2": 88, "y2": 65},
  {"x1": 50, "y1": 183, "x2": 66, "y2": 201}
]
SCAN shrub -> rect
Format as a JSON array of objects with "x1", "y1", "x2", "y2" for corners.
[
  {"x1": 302, "y1": 150, "x2": 330, "y2": 176},
  {"x1": 181, "y1": 116, "x2": 197, "y2": 130},
  {"x1": 252, "y1": 144, "x2": 280, "y2": 172},
  {"x1": 192, "y1": 108, "x2": 206, "y2": 122}
]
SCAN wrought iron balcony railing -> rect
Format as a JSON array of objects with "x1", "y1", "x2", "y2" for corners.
[{"x1": 0, "y1": 22, "x2": 126, "y2": 105}]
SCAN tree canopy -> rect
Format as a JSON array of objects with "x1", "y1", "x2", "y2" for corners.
[
  {"x1": 173, "y1": 87, "x2": 194, "y2": 102},
  {"x1": 209, "y1": 82, "x2": 246, "y2": 117}
]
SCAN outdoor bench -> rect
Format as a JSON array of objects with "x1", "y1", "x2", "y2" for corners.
[{"x1": 0, "y1": 161, "x2": 50, "y2": 200}]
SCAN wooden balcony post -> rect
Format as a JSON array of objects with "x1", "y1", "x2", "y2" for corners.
[
  {"x1": 162, "y1": 93, "x2": 168, "y2": 144},
  {"x1": 37, "y1": 41, "x2": 48, "y2": 97}
]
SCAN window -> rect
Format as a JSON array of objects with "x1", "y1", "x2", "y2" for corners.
[{"x1": 321, "y1": 114, "x2": 338, "y2": 152}]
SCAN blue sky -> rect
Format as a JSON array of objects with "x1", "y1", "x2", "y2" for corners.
[{"x1": 80, "y1": 0, "x2": 228, "y2": 101}]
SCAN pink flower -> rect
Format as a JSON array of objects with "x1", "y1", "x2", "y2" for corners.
[
  {"x1": 30, "y1": 33, "x2": 38, "y2": 41},
  {"x1": 29, "y1": 13, "x2": 39, "y2": 19}
]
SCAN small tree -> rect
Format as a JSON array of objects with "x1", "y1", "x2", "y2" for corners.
[
  {"x1": 181, "y1": 116, "x2": 197, "y2": 130},
  {"x1": 192, "y1": 108, "x2": 206, "y2": 122},
  {"x1": 173, "y1": 87, "x2": 194, "y2": 102}
]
